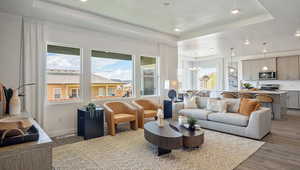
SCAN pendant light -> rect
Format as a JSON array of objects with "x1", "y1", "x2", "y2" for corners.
[
  {"x1": 262, "y1": 42, "x2": 268, "y2": 71},
  {"x1": 231, "y1": 0, "x2": 241, "y2": 15},
  {"x1": 229, "y1": 48, "x2": 235, "y2": 73}
]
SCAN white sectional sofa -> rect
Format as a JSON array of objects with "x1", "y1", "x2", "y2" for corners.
[{"x1": 173, "y1": 97, "x2": 272, "y2": 140}]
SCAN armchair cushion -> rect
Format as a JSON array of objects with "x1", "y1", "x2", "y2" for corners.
[
  {"x1": 144, "y1": 110, "x2": 157, "y2": 118},
  {"x1": 114, "y1": 114, "x2": 136, "y2": 124}
]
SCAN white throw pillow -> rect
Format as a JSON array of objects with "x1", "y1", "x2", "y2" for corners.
[
  {"x1": 183, "y1": 96, "x2": 197, "y2": 109},
  {"x1": 207, "y1": 98, "x2": 227, "y2": 113},
  {"x1": 218, "y1": 100, "x2": 228, "y2": 113}
]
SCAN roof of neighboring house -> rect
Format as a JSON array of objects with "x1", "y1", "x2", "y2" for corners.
[{"x1": 47, "y1": 69, "x2": 123, "y2": 84}]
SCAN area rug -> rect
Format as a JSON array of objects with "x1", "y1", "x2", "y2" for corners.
[{"x1": 53, "y1": 129, "x2": 264, "y2": 170}]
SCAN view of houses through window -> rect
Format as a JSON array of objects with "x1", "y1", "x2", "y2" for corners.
[
  {"x1": 46, "y1": 45, "x2": 81, "y2": 102},
  {"x1": 47, "y1": 45, "x2": 159, "y2": 102},
  {"x1": 91, "y1": 50, "x2": 133, "y2": 99}
]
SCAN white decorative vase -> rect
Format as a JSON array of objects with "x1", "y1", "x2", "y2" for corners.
[
  {"x1": 9, "y1": 89, "x2": 21, "y2": 115},
  {"x1": 157, "y1": 109, "x2": 164, "y2": 127}
]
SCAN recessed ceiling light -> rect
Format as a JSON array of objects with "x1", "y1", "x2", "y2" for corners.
[
  {"x1": 244, "y1": 39, "x2": 250, "y2": 45},
  {"x1": 174, "y1": 28, "x2": 182, "y2": 32},
  {"x1": 231, "y1": 8, "x2": 240, "y2": 15},
  {"x1": 295, "y1": 30, "x2": 300, "y2": 37},
  {"x1": 80, "y1": 0, "x2": 88, "y2": 2}
]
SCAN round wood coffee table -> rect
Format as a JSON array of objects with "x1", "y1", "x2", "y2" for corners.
[
  {"x1": 144, "y1": 121, "x2": 182, "y2": 156},
  {"x1": 169, "y1": 121, "x2": 204, "y2": 148}
]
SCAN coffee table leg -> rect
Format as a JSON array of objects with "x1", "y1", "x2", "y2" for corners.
[{"x1": 158, "y1": 147, "x2": 171, "y2": 156}]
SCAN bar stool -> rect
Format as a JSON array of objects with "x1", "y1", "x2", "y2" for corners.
[
  {"x1": 239, "y1": 93, "x2": 254, "y2": 99},
  {"x1": 256, "y1": 94, "x2": 274, "y2": 119},
  {"x1": 221, "y1": 92, "x2": 238, "y2": 99}
]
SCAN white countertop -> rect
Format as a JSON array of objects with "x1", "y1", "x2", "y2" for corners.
[{"x1": 223, "y1": 90, "x2": 287, "y2": 95}]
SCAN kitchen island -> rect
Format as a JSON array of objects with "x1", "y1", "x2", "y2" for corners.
[{"x1": 223, "y1": 90, "x2": 287, "y2": 120}]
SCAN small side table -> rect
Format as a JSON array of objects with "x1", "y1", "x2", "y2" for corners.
[
  {"x1": 163, "y1": 100, "x2": 183, "y2": 119},
  {"x1": 77, "y1": 107, "x2": 104, "y2": 140}
]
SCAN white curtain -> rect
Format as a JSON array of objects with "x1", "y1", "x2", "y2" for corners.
[{"x1": 23, "y1": 18, "x2": 46, "y2": 126}]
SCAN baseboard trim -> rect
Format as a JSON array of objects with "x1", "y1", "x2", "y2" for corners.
[{"x1": 47, "y1": 128, "x2": 76, "y2": 137}]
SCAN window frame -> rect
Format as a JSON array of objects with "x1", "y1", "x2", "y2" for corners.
[
  {"x1": 140, "y1": 55, "x2": 160, "y2": 97},
  {"x1": 98, "y1": 87, "x2": 106, "y2": 97},
  {"x1": 53, "y1": 88, "x2": 62, "y2": 99},
  {"x1": 45, "y1": 42, "x2": 83, "y2": 105},
  {"x1": 90, "y1": 49, "x2": 136, "y2": 101}
]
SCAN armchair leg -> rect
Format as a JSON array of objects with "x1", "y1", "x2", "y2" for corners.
[
  {"x1": 109, "y1": 123, "x2": 116, "y2": 136},
  {"x1": 138, "y1": 117, "x2": 144, "y2": 129},
  {"x1": 130, "y1": 120, "x2": 138, "y2": 130}
]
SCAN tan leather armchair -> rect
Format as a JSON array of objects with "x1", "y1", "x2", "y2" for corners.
[
  {"x1": 132, "y1": 99, "x2": 161, "y2": 128},
  {"x1": 103, "y1": 101, "x2": 138, "y2": 136}
]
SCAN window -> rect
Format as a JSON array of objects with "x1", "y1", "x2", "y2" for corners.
[
  {"x1": 140, "y1": 56, "x2": 158, "y2": 96},
  {"x1": 70, "y1": 88, "x2": 79, "y2": 98},
  {"x1": 98, "y1": 87, "x2": 105, "y2": 96},
  {"x1": 46, "y1": 45, "x2": 81, "y2": 102},
  {"x1": 108, "y1": 87, "x2": 115, "y2": 96},
  {"x1": 198, "y1": 67, "x2": 217, "y2": 90},
  {"x1": 54, "y1": 88, "x2": 61, "y2": 99},
  {"x1": 91, "y1": 50, "x2": 133, "y2": 99}
]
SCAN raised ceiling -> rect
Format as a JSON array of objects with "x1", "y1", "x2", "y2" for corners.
[
  {"x1": 45, "y1": 0, "x2": 271, "y2": 37},
  {"x1": 179, "y1": 0, "x2": 300, "y2": 59}
]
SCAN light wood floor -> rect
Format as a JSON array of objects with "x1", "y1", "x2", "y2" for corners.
[
  {"x1": 236, "y1": 109, "x2": 300, "y2": 170},
  {"x1": 52, "y1": 110, "x2": 300, "y2": 170}
]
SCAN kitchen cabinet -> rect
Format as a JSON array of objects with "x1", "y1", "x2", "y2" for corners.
[
  {"x1": 242, "y1": 58, "x2": 276, "y2": 81},
  {"x1": 287, "y1": 91, "x2": 300, "y2": 109},
  {"x1": 277, "y1": 56, "x2": 299, "y2": 80}
]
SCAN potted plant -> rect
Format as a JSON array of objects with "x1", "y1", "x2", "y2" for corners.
[
  {"x1": 187, "y1": 117, "x2": 198, "y2": 131},
  {"x1": 86, "y1": 103, "x2": 97, "y2": 119},
  {"x1": 242, "y1": 83, "x2": 253, "y2": 89}
]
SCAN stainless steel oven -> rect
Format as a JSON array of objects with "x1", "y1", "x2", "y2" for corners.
[{"x1": 259, "y1": 72, "x2": 276, "y2": 80}]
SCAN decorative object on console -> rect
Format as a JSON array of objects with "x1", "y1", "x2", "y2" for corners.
[
  {"x1": 9, "y1": 89, "x2": 21, "y2": 115},
  {"x1": 156, "y1": 109, "x2": 164, "y2": 127}
]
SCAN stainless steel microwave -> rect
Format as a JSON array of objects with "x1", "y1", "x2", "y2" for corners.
[{"x1": 259, "y1": 72, "x2": 276, "y2": 80}]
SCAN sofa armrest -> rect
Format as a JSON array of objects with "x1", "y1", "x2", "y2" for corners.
[
  {"x1": 245, "y1": 107, "x2": 272, "y2": 139},
  {"x1": 172, "y1": 102, "x2": 184, "y2": 120}
]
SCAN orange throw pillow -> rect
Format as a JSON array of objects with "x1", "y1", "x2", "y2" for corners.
[{"x1": 239, "y1": 98, "x2": 260, "y2": 116}]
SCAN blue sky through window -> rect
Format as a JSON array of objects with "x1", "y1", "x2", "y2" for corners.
[{"x1": 47, "y1": 53, "x2": 132, "y2": 81}]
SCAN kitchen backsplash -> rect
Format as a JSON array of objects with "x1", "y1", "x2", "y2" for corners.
[{"x1": 243, "y1": 80, "x2": 300, "y2": 91}]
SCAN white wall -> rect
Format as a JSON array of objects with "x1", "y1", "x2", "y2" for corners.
[
  {"x1": 0, "y1": 11, "x2": 178, "y2": 137},
  {"x1": 43, "y1": 23, "x2": 178, "y2": 136},
  {"x1": 0, "y1": 12, "x2": 21, "y2": 88}
]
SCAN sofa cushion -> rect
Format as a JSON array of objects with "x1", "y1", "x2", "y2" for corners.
[
  {"x1": 207, "y1": 113, "x2": 249, "y2": 127},
  {"x1": 223, "y1": 98, "x2": 240, "y2": 113},
  {"x1": 239, "y1": 98, "x2": 261, "y2": 116},
  {"x1": 178, "y1": 109, "x2": 212, "y2": 120},
  {"x1": 183, "y1": 96, "x2": 197, "y2": 109},
  {"x1": 195, "y1": 96, "x2": 208, "y2": 109},
  {"x1": 207, "y1": 98, "x2": 227, "y2": 113}
]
